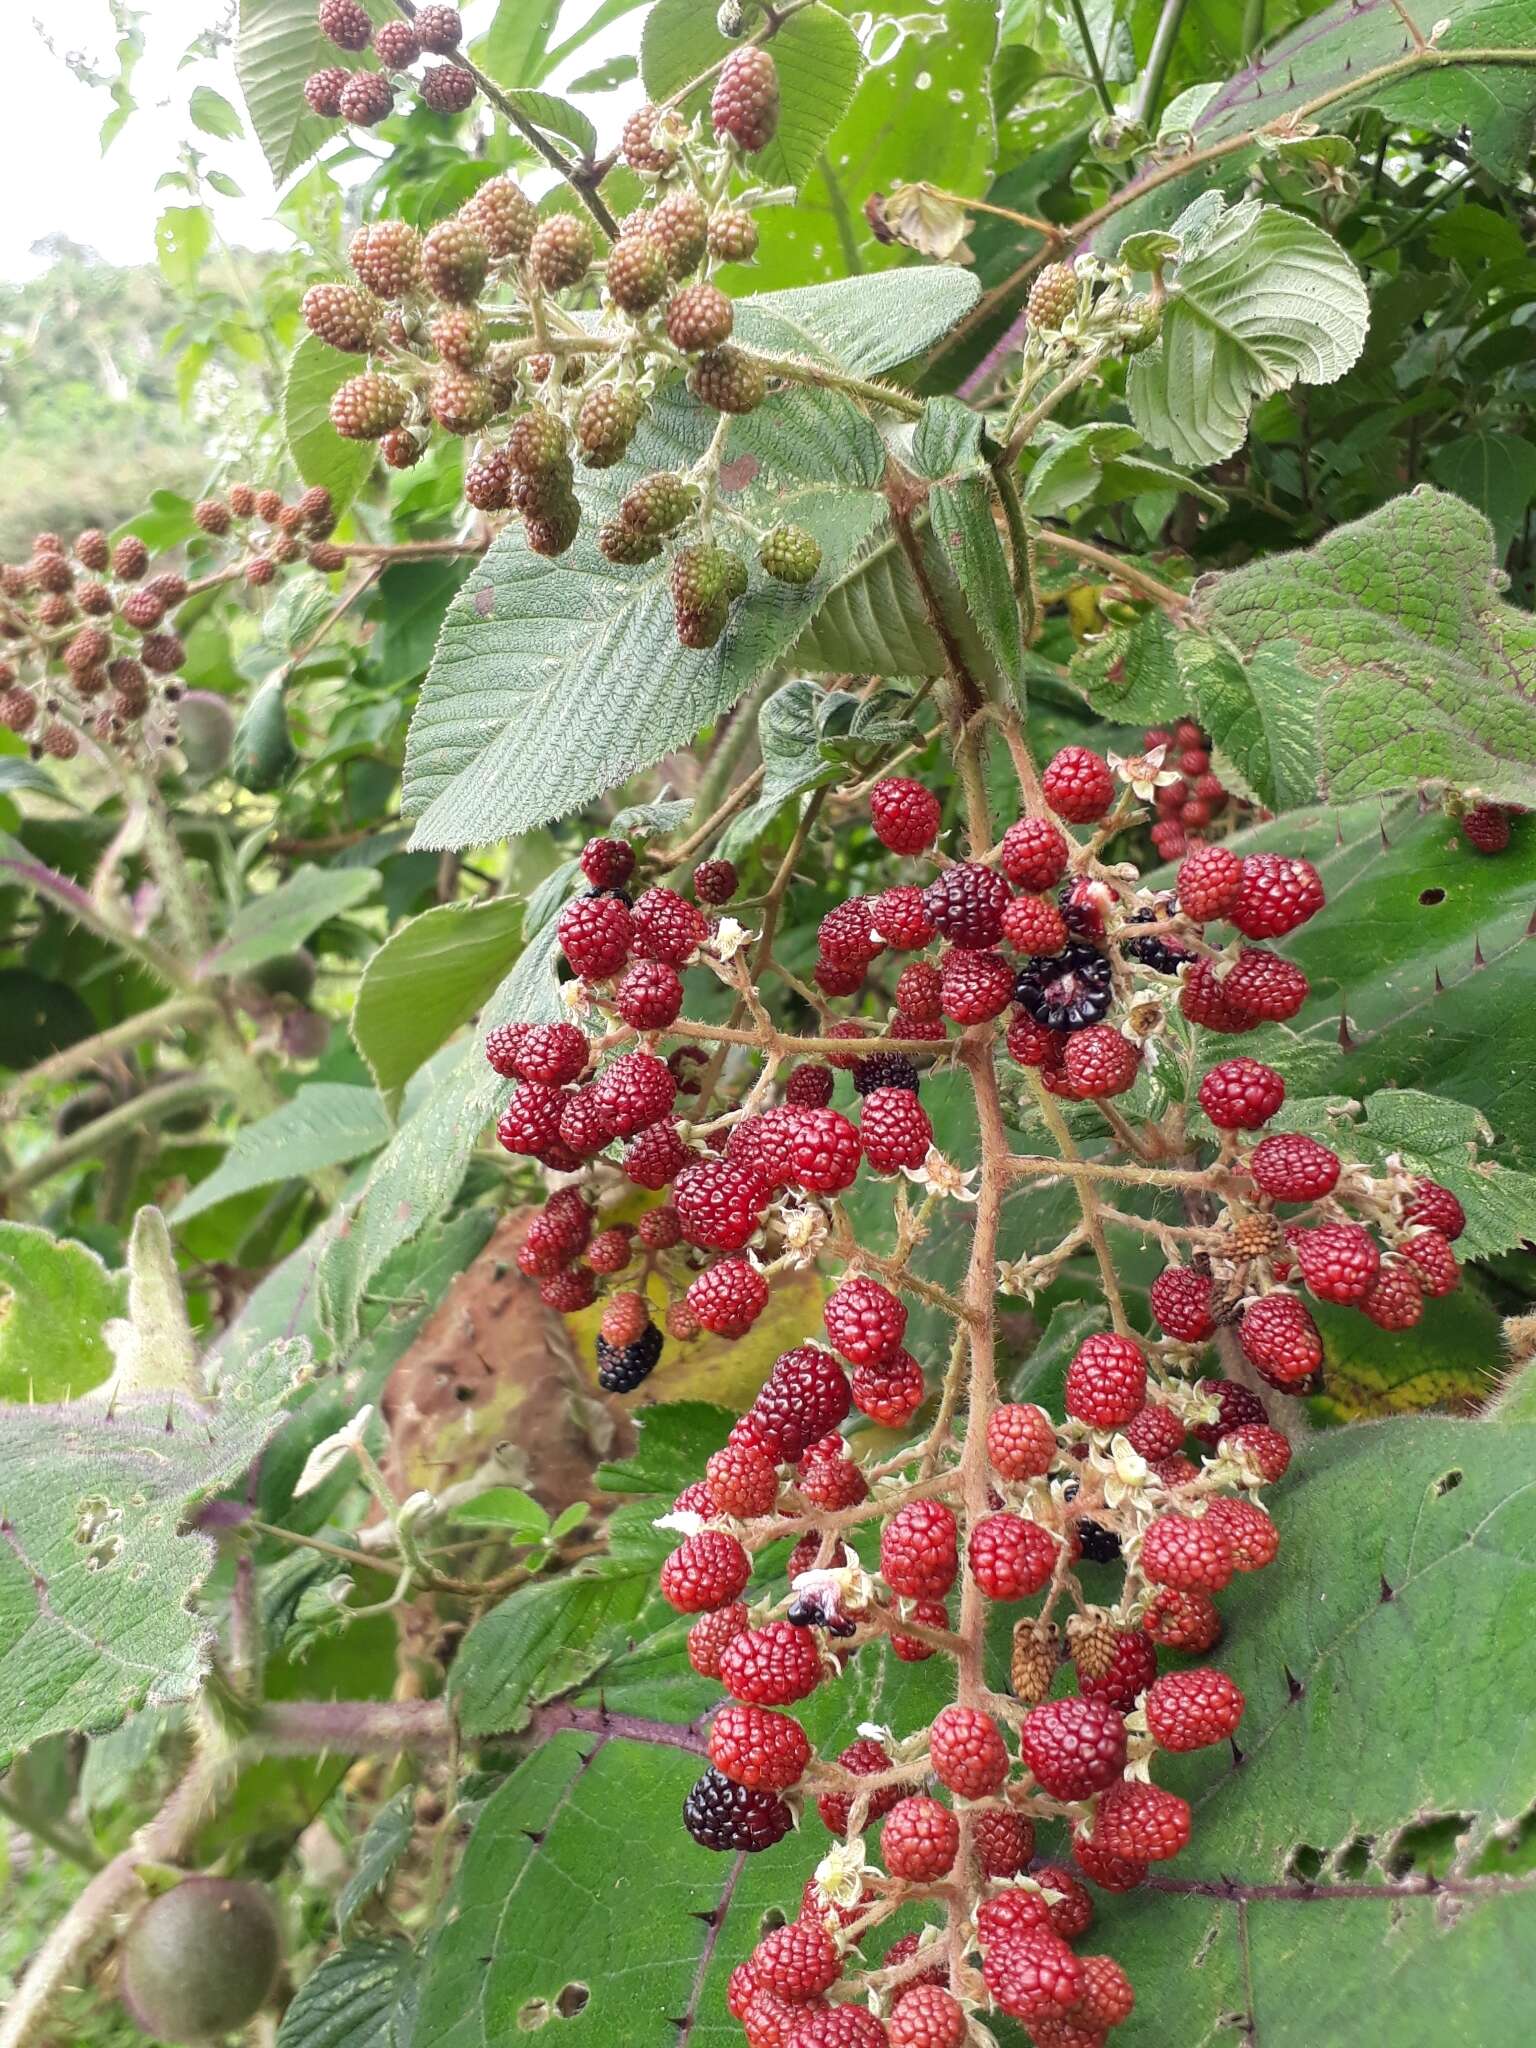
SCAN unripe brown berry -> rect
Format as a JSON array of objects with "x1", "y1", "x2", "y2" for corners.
[
  {"x1": 414, "y1": 4, "x2": 463, "y2": 53},
  {"x1": 228, "y1": 483, "x2": 257, "y2": 517},
  {"x1": 380, "y1": 427, "x2": 425, "y2": 469},
  {"x1": 708, "y1": 207, "x2": 759, "y2": 262},
  {"x1": 305, "y1": 67, "x2": 350, "y2": 117},
  {"x1": 318, "y1": 0, "x2": 373, "y2": 52},
  {"x1": 576, "y1": 383, "x2": 646, "y2": 469},
  {"x1": 431, "y1": 368, "x2": 494, "y2": 434},
  {"x1": 530, "y1": 215, "x2": 593, "y2": 291},
  {"x1": 33, "y1": 551, "x2": 75, "y2": 593},
  {"x1": 423, "y1": 217, "x2": 489, "y2": 302},
  {"x1": 255, "y1": 489, "x2": 284, "y2": 524},
  {"x1": 299, "y1": 484, "x2": 335, "y2": 534},
  {"x1": 329, "y1": 371, "x2": 410, "y2": 439},
  {"x1": 246, "y1": 557, "x2": 276, "y2": 587},
  {"x1": 649, "y1": 190, "x2": 708, "y2": 277},
  {"x1": 666, "y1": 281, "x2": 733, "y2": 352},
  {"x1": 350, "y1": 219, "x2": 422, "y2": 298},
  {"x1": 112, "y1": 536, "x2": 150, "y2": 582},
  {"x1": 41, "y1": 721, "x2": 80, "y2": 760},
  {"x1": 607, "y1": 234, "x2": 668, "y2": 314},
  {"x1": 711, "y1": 46, "x2": 779, "y2": 152},
  {"x1": 508, "y1": 407, "x2": 569, "y2": 474},
  {"x1": 75, "y1": 529, "x2": 110, "y2": 571},
  {"x1": 462, "y1": 176, "x2": 538, "y2": 257},
  {"x1": 372, "y1": 20, "x2": 420, "y2": 68},
  {"x1": 464, "y1": 447, "x2": 513, "y2": 510},
  {"x1": 339, "y1": 70, "x2": 395, "y2": 126},
  {"x1": 195, "y1": 499, "x2": 232, "y2": 536},
  {"x1": 422, "y1": 62, "x2": 476, "y2": 114},
  {"x1": 302, "y1": 281, "x2": 380, "y2": 352},
  {"x1": 430, "y1": 303, "x2": 488, "y2": 368},
  {"x1": 308, "y1": 541, "x2": 346, "y2": 571},
  {"x1": 524, "y1": 493, "x2": 581, "y2": 557},
  {"x1": 689, "y1": 344, "x2": 764, "y2": 414},
  {"x1": 0, "y1": 685, "x2": 37, "y2": 733},
  {"x1": 622, "y1": 102, "x2": 679, "y2": 174},
  {"x1": 77, "y1": 581, "x2": 113, "y2": 615}
]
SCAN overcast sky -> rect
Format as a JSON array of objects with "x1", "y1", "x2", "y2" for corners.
[{"x1": 1, "y1": 1, "x2": 624, "y2": 279}]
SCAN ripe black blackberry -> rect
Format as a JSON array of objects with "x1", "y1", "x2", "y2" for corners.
[
  {"x1": 666, "y1": 282, "x2": 733, "y2": 352},
  {"x1": 596, "y1": 1321, "x2": 664, "y2": 1393},
  {"x1": 607, "y1": 234, "x2": 668, "y2": 314},
  {"x1": 463, "y1": 177, "x2": 537, "y2": 257},
  {"x1": 302, "y1": 282, "x2": 380, "y2": 353},
  {"x1": 853, "y1": 1051, "x2": 920, "y2": 1096},
  {"x1": 1123, "y1": 909, "x2": 1188, "y2": 977},
  {"x1": 338, "y1": 72, "x2": 395, "y2": 126},
  {"x1": 682, "y1": 1768, "x2": 793, "y2": 1852},
  {"x1": 422, "y1": 218, "x2": 488, "y2": 302},
  {"x1": 464, "y1": 447, "x2": 512, "y2": 510},
  {"x1": 423, "y1": 63, "x2": 476, "y2": 113},
  {"x1": 689, "y1": 345, "x2": 764, "y2": 415},
  {"x1": 1013, "y1": 942, "x2": 1114, "y2": 1032},
  {"x1": 530, "y1": 216, "x2": 593, "y2": 291},
  {"x1": 318, "y1": 0, "x2": 373, "y2": 52},
  {"x1": 330, "y1": 372, "x2": 409, "y2": 439},
  {"x1": 350, "y1": 220, "x2": 422, "y2": 298},
  {"x1": 576, "y1": 384, "x2": 645, "y2": 470}
]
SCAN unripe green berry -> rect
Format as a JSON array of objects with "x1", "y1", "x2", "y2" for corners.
[
  {"x1": 577, "y1": 384, "x2": 646, "y2": 469},
  {"x1": 619, "y1": 471, "x2": 699, "y2": 538},
  {"x1": 119, "y1": 1879, "x2": 281, "y2": 2044},
  {"x1": 760, "y1": 523, "x2": 821, "y2": 584}
]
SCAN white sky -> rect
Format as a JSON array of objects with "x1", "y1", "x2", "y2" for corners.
[{"x1": 0, "y1": 1, "x2": 627, "y2": 280}]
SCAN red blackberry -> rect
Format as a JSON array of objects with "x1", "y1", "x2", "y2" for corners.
[
  {"x1": 1146, "y1": 1667, "x2": 1244, "y2": 1751},
  {"x1": 881, "y1": 1499, "x2": 958, "y2": 1599},
  {"x1": 591, "y1": 1048, "x2": 676, "y2": 1136},
  {"x1": 673, "y1": 1158, "x2": 769, "y2": 1250},
  {"x1": 318, "y1": 0, "x2": 373, "y2": 51},
  {"x1": 1462, "y1": 802, "x2": 1512, "y2": 853},
  {"x1": 1176, "y1": 843, "x2": 1242, "y2": 921},
  {"x1": 983, "y1": 1934, "x2": 1085, "y2": 2025},
  {"x1": 1222, "y1": 948, "x2": 1309, "y2": 1021},
  {"x1": 338, "y1": 71, "x2": 395, "y2": 126},
  {"x1": 817, "y1": 1737, "x2": 899, "y2": 1834},
  {"x1": 305, "y1": 66, "x2": 350, "y2": 116},
  {"x1": 752, "y1": 1920, "x2": 841, "y2": 2001},
  {"x1": 1247, "y1": 1131, "x2": 1340, "y2": 1202},
  {"x1": 752, "y1": 1347, "x2": 851, "y2": 1460},
  {"x1": 711, "y1": 45, "x2": 780, "y2": 151},
  {"x1": 1142, "y1": 1586, "x2": 1221, "y2": 1653},
  {"x1": 1231, "y1": 853, "x2": 1324, "y2": 938},
  {"x1": 719, "y1": 1621, "x2": 821, "y2": 1706},
  {"x1": 1220, "y1": 1421, "x2": 1292, "y2": 1482},
  {"x1": 683, "y1": 1768, "x2": 792, "y2": 1852},
  {"x1": 968, "y1": 1512, "x2": 1058, "y2": 1599},
  {"x1": 871, "y1": 885, "x2": 936, "y2": 949},
  {"x1": 556, "y1": 892, "x2": 632, "y2": 979},
  {"x1": 613, "y1": 959, "x2": 683, "y2": 1030},
  {"x1": 1042, "y1": 746, "x2": 1114, "y2": 822},
  {"x1": 974, "y1": 1808, "x2": 1035, "y2": 1878},
  {"x1": 661, "y1": 1529, "x2": 751, "y2": 1613},
  {"x1": 1179, "y1": 959, "x2": 1260, "y2": 1034},
  {"x1": 1404, "y1": 1177, "x2": 1466, "y2": 1239},
  {"x1": 929, "y1": 1704, "x2": 1008, "y2": 1798},
  {"x1": 818, "y1": 895, "x2": 882, "y2": 972},
  {"x1": 687, "y1": 1257, "x2": 769, "y2": 1337},
  {"x1": 782, "y1": 1106, "x2": 862, "y2": 1194},
  {"x1": 1400, "y1": 1228, "x2": 1461, "y2": 1297},
  {"x1": 894, "y1": 961, "x2": 944, "y2": 1022},
  {"x1": 1092, "y1": 1779, "x2": 1190, "y2": 1863},
  {"x1": 823, "y1": 1275, "x2": 906, "y2": 1365},
  {"x1": 1076, "y1": 1627, "x2": 1157, "y2": 1713},
  {"x1": 1061, "y1": 1024, "x2": 1140, "y2": 1099},
  {"x1": 1000, "y1": 816, "x2": 1070, "y2": 890},
  {"x1": 1020, "y1": 1695, "x2": 1127, "y2": 1799},
  {"x1": 851, "y1": 1350, "x2": 925, "y2": 1427},
  {"x1": 624, "y1": 1118, "x2": 694, "y2": 1189},
  {"x1": 923, "y1": 862, "x2": 1012, "y2": 948},
  {"x1": 1150, "y1": 1266, "x2": 1214, "y2": 1341},
  {"x1": 632, "y1": 885, "x2": 709, "y2": 964},
  {"x1": 1198, "y1": 1057, "x2": 1285, "y2": 1129},
  {"x1": 889, "y1": 1986, "x2": 966, "y2": 2048},
  {"x1": 883, "y1": 1795, "x2": 959, "y2": 1880},
  {"x1": 1239, "y1": 1292, "x2": 1323, "y2": 1386},
  {"x1": 692, "y1": 857, "x2": 737, "y2": 904},
  {"x1": 687, "y1": 1603, "x2": 749, "y2": 1679},
  {"x1": 1294, "y1": 1221, "x2": 1380, "y2": 1303},
  {"x1": 869, "y1": 776, "x2": 941, "y2": 853},
  {"x1": 785, "y1": 1064, "x2": 834, "y2": 1108},
  {"x1": 1000, "y1": 892, "x2": 1068, "y2": 955},
  {"x1": 987, "y1": 1401, "x2": 1056, "y2": 1479},
  {"x1": 1065, "y1": 1332, "x2": 1147, "y2": 1428}
]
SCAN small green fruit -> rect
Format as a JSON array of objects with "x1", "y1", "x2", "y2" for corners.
[{"x1": 120, "y1": 1877, "x2": 281, "y2": 2043}]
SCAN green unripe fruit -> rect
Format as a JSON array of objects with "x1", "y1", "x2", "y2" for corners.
[
  {"x1": 119, "y1": 1878, "x2": 281, "y2": 2043},
  {"x1": 759, "y1": 524, "x2": 821, "y2": 585}
]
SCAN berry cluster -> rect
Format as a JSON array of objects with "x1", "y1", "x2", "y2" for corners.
[
  {"x1": 301, "y1": 22, "x2": 820, "y2": 648},
  {"x1": 1141, "y1": 718, "x2": 1258, "y2": 864},
  {"x1": 0, "y1": 489, "x2": 336, "y2": 764},
  {"x1": 307, "y1": 2, "x2": 473, "y2": 124},
  {"x1": 475, "y1": 741, "x2": 1430, "y2": 2045}
]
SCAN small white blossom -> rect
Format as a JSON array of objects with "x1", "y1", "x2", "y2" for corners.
[
  {"x1": 653, "y1": 1508, "x2": 706, "y2": 1538},
  {"x1": 709, "y1": 917, "x2": 758, "y2": 962},
  {"x1": 294, "y1": 1406, "x2": 375, "y2": 1497},
  {"x1": 813, "y1": 1839, "x2": 872, "y2": 1907},
  {"x1": 903, "y1": 1150, "x2": 980, "y2": 1202},
  {"x1": 1108, "y1": 744, "x2": 1181, "y2": 802},
  {"x1": 775, "y1": 1200, "x2": 831, "y2": 1262}
]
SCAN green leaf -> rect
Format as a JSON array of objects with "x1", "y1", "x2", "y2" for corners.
[
  {"x1": 276, "y1": 1939, "x2": 418, "y2": 2048},
  {"x1": 917, "y1": 412, "x2": 1024, "y2": 706},
  {"x1": 496, "y1": 87, "x2": 596, "y2": 160},
  {"x1": 284, "y1": 334, "x2": 379, "y2": 520},
  {"x1": 1181, "y1": 797, "x2": 1536, "y2": 1166},
  {"x1": 720, "y1": 679, "x2": 842, "y2": 856},
  {"x1": 1350, "y1": 1090, "x2": 1536, "y2": 1262},
  {"x1": 1429, "y1": 431, "x2": 1536, "y2": 555},
  {"x1": 1175, "y1": 633, "x2": 1329, "y2": 810},
  {"x1": 189, "y1": 84, "x2": 245, "y2": 140},
  {"x1": 1126, "y1": 196, "x2": 1368, "y2": 467},
  {"x1": 337, "y1": 1789, "x2": 415, "y2": 1939},
  {"x1": 169, "y1": 1085, "x2": 393, "y2": 1224},
  {"x1": 231, "y1": 677, "x2": 299, "y2": 794},
  {"x1": 402, "y1": 373, "x2": 886, "y2": 849},
  {"x1": 1309, "y1": 1286, "x2": 1501, "y2": 1418},
  {"x1": 596, "y1": 1402, "x2": 735, "y2": 1495},
  {"x1": 642, "y1": 0, "x2": 863, "y2": 190},
  {"x1": 450, "y1": 1566, "x2": 656, "y2": 1737},
  {"x1": 452, "y1": 1487, "x2": 551, "y2": 1535},
  {"x1": 475, "y1": 0, "x2": 561, "y2": 86},
  {"x1": 236, "y1": 0, "x2": 386, "y2": 184},
  {"x1": 0, "y1": 1223, "x2": 126, "y2": 1404},
  {"x1": 155, "y1": 206, "x2": 211, "y2": 291},
  {"x1": 368, "y1": 560, "x2": 472, "y2": 687},
  {"x1": 1193, "y1": 487, "x2": 1536, "y2": 807},
  {"x1": 0, "y1": 1340, "x2": 300, "y2": 1769},
  {"x1": 316, "y1": 922, "x2": 564, "y2": 1349},
  {"x1": 1071, "y1": 610, "x2": 1185, "y2": 726},
  {"x1": 352, "y1": 896, "x2": 524, "y2": 1101},
  {"x1": 1093, "y1": 1417, "x2": 1536, "y2": 2042},
  {"x1": 208, "y1": 866, "x2": 381, "y2": 976}
]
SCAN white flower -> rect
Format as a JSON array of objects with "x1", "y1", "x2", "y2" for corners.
[
  {"x1": 813, "y1": 1839, "x2": 871, "y2": 1907},
  {"x1": 903, "y1": 1150, "x2": 980, "y2": 1202},
  {"x1": 1089, "y1": 1433, "x2": 1151, "y2": 1510},
  {"x1": 558, "y1": 980, "x2": 590, "y2": 1016},
  {"x1": 709, "y1": 916, "x2": 758, "y2": 962},
  {"x1": 775, "y1": 1200, "x2": 831, "y2": 1263},
  {"x1": 1108, "y1": 744, "x2": 1181, "y2": 802}
]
